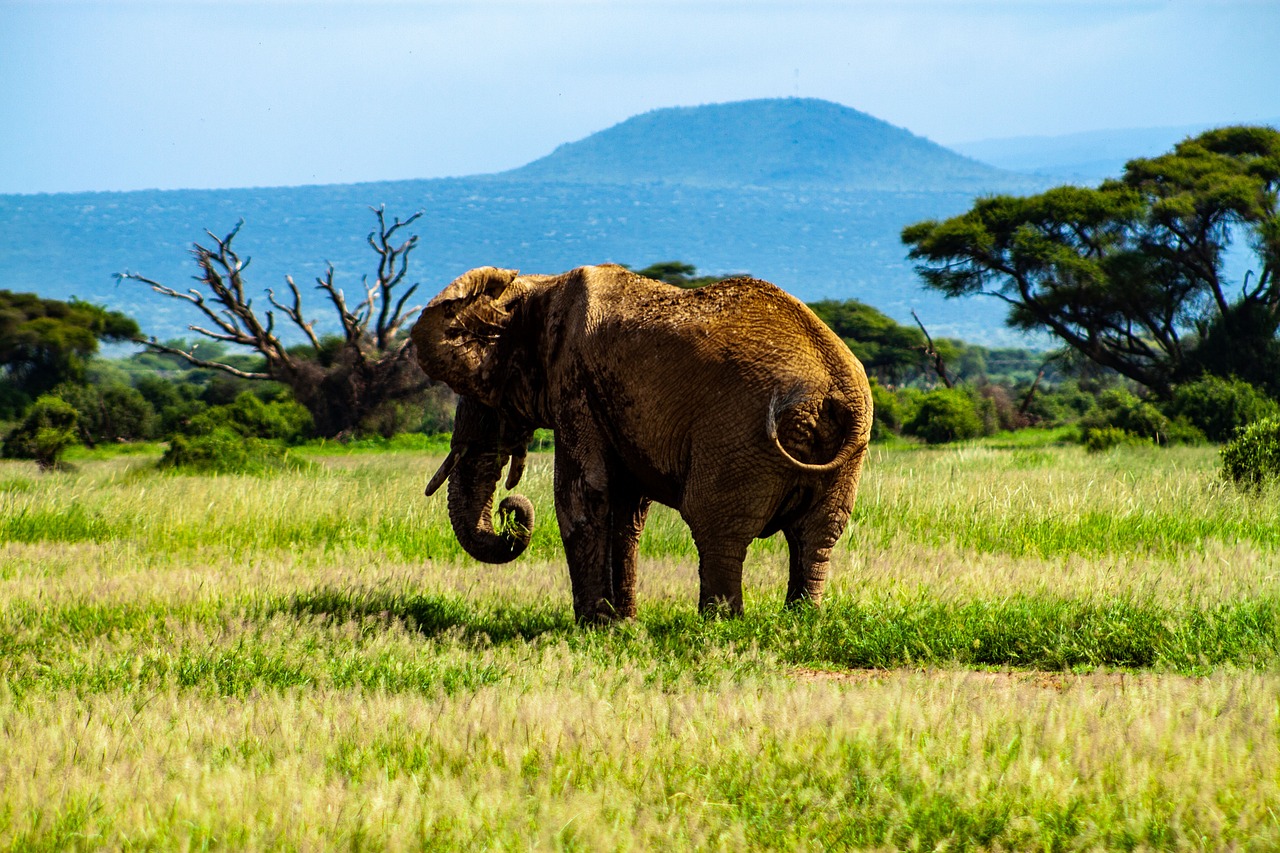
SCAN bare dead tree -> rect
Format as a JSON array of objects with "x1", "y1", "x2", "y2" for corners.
[
  {"x1": 1018, "y1": 351, "x2": 1068, "y2": 419},
  {"x1": 1018, "y1": 367, "x2": 1047, "y2": 417},
  {"x1": 910, "y1": 309, "x2": 954, "y2": 389},
  {"x1": 118, "y1": 206, "x2": 438, "y2": 438}
]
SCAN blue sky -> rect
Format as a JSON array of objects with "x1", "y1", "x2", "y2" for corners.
[{"x1": 2, "y1": 0, "x2": 1277, "y2": 194}]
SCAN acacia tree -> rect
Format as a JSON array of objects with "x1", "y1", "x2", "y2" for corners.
[
  {"x1": 632, "y1": 261, "x2": 733, "y2": 289},
  {"x1": 0, "y1": 291, "x2": 139, "y2": 400},
  {"x1": 806, "y1": 299, "x2": 929, "y2": 386},
  {"x1": 119, "y1": 206, "x2": 435, "y2": 438},
  {"x1": 902, "y1": 126, "x2": 1280, "y2": 398}
]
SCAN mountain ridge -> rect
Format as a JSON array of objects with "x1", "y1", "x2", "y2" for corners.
[
  {"x1": 494, "y1": 98, "x2": 1036, "y2": 193},
  {"x1": 951, "y1": 118, "x2": 1280, "y2": 182}
]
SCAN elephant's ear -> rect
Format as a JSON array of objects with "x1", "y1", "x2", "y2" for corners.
[
  {"x1": 454, "y1": 266, "x2": 519, "y2": 303},
  {"x1": 451, "y1": 267, "x2": 520, "y2": 365},
  {"x1": 426, "y1": 266, "x2": 519, "y2": 309},
  {"x1": 413, "y1": 267, "x2": 522, "y2": 405}
]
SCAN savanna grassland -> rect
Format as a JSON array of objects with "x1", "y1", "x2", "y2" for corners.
[{"x1": 1, "y1": 437, "x2": 1278, "y2": 850}]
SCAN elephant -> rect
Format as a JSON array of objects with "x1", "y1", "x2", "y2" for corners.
[{"x1": 411, "y1": 263, "x2": 872, "y2": 622}]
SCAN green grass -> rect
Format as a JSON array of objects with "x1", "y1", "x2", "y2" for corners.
[
  {"x1": 4, "y1": 589, "x2": 1276, "y2": 706},
  {"x1": 974, "y1": 424, "x2": 1079, "y2": 449},
  {"x1": 294, "y1": 432, "x2": 454, "y2": 455},
  {"x1": 852, "y1": 443, "x2": 1280, "y2": 557},
  {"x1": 3, "y1": 442, "x2": 1278, "y2": 563},
  {"x1": 61, "y1": 441, "x2": 168, "y2": 461},
  {"x1": 1, "y1": 442, "x2": 1279, "y2": 849}
]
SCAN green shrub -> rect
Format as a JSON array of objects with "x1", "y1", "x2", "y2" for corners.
[
  {"x1": 416, "y1": 383, "x2": 458, "y2": 435},
  {"x1": 1221, "y1": 417, "x2": 1280, "y2": 489},
  {"x1": 357, "y1": 399, "x2": 424, "y2": 439},
  {"x1": 1079, "y1": 389, "x2": 1202, "y2": 447},
  {"x1": 133, "y1": 375, "x2": 210, "y2": 437},
  {"x1": 976, "y1": 382, "x2": 1027, "y2": 432},
  {"x1": 1167, "y1": 376, "x2": 1280, "y2": 443},
  {"x1": 200, "y1": 374, "x2": 276, "y2": 406},
  {"x1": 185, "y1": 392, "x2": 313, "y2": 443},
  {"x1": 903, "y1": 387, "x2": 986, "y2": 444},
  {"x1": 869, "y1": 379, "x2": 905, "y2": 439},
  {"x1": 158, "y1": 428, "x2": 305, "y2": 475},
  {"x1": 1082, "y1": 426, "x2": 1132, "y2": 453},
  {"x1": 1, "y1": 395, "x2": 80, "y2": 469},
  {"x1": 133, "y1": 373, "x2": 187, "y2": 410},
  {"x1": 53, "y1": 381, "x2": 158, "y2": 444},
  {"x1": 343, "y1": 383, "x2": 458, "y2": 439},
  {"x1": 1021, "y1": 379, "x2": 1096, "y2": 427},
  {"x1": 156, "y1": 398, "x2": 210, "y2": 437},
  {"x1": 301, "y1": 432, "x2": 453, "y2": 454}
]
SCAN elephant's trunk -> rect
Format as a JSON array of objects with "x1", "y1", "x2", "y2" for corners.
[
  {"x1": 432, "y1": 396, "x2": 535, "y2": 564},
  {"x1": 445, "y1": 448, "x2": 535, "y2": 563}
]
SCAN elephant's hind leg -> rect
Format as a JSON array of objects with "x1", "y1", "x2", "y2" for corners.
[
  {"x1": 687, "y1": 525, "x2": 754, "y2": 616},
  {"x1": 683, "y1": 479, "x2": 771, "y2": 617},
  {"x1": 783, "y1": 506, "x2": 852, "y2": 607}
]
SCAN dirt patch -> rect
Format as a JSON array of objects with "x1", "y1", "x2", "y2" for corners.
[{"x1": 789, "y1": 666, "x2": 892, "y2": 685}]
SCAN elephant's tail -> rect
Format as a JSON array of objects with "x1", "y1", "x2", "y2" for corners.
[{"x1": 766, "y1": 386, "x2": 870, "y2": 474}]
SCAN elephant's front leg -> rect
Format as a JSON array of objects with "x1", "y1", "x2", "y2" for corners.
[
  {"x1": 553, "y1": 450, "x2": 616, "y2": 624},
  {"x1": 608, "y1": 486, "x2": 651, "y2": 619}
]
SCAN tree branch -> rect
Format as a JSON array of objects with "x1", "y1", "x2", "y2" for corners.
[
  {"x1": 131, "y1": 336, "x2": 271, "y2": 380},
  {"x1": 268, "y1": 276, "x2": 323, "y2": 353},
  {"x1": 367, "y1": 205, "x2": 425, "y2": 349},
  {"x1": 315, "y1": 264, "x2": 364, "y2": 344},
  {"x1": 910, "y1": 310, "x2": 954, "y2": 389}
]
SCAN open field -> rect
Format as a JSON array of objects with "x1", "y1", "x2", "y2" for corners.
[{"x1": 1, "y1": 439, "x2": 1278, "y2": 849}]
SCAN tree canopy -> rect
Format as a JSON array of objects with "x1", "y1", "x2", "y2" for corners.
[
  {"x1": 806, "y1": 299, "x2": 928, "y2": 386},
  {"x1": 902, "y1": 126, "x2": 1280, "y2": 397},
  {"x1": 0, "y1": 290, "x2": 139, "y2": 398},
  {"x1": 632, "y1": 261, "x2": 735, "y2": 289}
]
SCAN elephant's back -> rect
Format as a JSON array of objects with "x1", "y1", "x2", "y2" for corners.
[
  {"x1": 578, "y1": 265, "x2": 869, "y2": 399},
  {"x1": 642, "y1": 277, "x2": 863, "y2": 386}
]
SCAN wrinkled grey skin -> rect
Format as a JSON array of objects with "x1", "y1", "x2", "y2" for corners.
[{"x1": 413, "y1": 264, "x2": 872, "y2": 623}]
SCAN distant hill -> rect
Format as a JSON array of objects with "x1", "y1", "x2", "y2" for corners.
[
  {"x1": 951, "y1": 119, "x2": 1280, "y2": 183},
  {"x1": 497, "y1": 98, "x2": 1038, "y2": 193}
]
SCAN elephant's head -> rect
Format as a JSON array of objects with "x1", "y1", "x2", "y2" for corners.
[
  {"x1": 411, "y1": 267, "x2": 523, "y2": 408},
  {"x1": 413, "y1": 268, "x2": 539, "y2": 564}
]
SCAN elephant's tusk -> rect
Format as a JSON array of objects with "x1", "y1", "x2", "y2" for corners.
[
  {"x1": 505, "y1": 447, "x2": 528, "y2": 490},
  {"x1": 424, "y1": 446, "x2": 467, "y2": 497}
]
